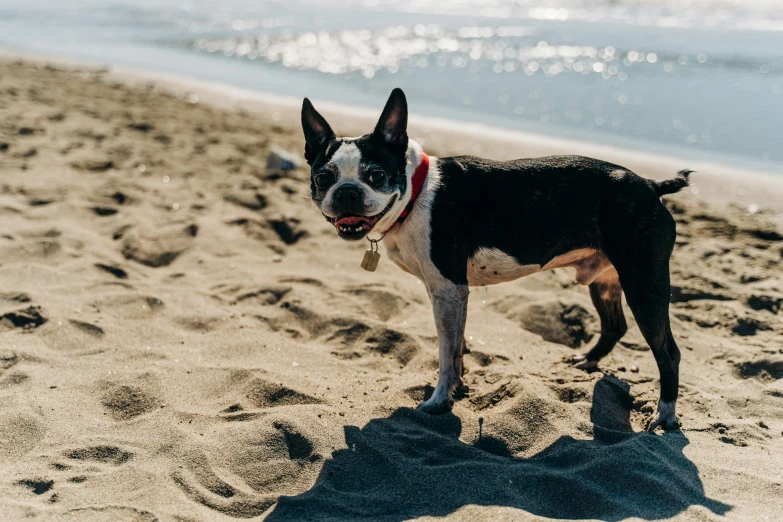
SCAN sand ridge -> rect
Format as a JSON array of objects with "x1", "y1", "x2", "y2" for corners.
[{"x1": 0, "y1": 59, "x2": 781, "y2": 521}]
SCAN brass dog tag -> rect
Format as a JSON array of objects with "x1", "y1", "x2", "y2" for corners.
[
  {"x1": 361, "y1": 249, "x2": 380, "y2": 271},
  {"x1": 361, "y1": 238, "x2": 381, "y2": 272}
]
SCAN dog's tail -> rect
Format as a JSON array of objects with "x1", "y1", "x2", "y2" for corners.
[{"x1": 654, "y1": 169, "x2": 693, "y2": 197}]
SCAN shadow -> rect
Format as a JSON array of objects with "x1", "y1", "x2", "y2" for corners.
[{"x1": 266, "y1": 376, "x2": 731, "y2": 521}]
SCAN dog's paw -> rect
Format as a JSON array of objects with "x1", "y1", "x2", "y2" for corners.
[
  {"x1": 647, "y1": 400, "x2": 680, "y2": 431},
  {"x1": 416, "y1": 397, "x2": 453, "y2": 415},
  {"x1": 571, "y1": 354, "x2": 598, "y2": 370}
]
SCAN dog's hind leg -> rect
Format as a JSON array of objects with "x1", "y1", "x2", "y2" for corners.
[
  {"x1": 619, "y1": 264, "x2": 681, "y2": 431},
  {"x1": 573, "y1": 268, "x2": 627, "y2": 370},
  {"x1": 601, "y1": 195, "x2": 681, "y2": 430}
]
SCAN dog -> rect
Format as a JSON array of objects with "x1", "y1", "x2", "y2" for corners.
[{"x1": 301, "y1": 88, "x2": 690, "y2": 431}]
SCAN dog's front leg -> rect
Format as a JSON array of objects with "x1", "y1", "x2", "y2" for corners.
[{"x1": 417, "y1": 283, "x2": 469, "y2": 414}]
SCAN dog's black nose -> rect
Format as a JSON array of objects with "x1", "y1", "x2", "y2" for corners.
[{"x1": 333, "y1": 184, "x2": 362, "y2": 205}]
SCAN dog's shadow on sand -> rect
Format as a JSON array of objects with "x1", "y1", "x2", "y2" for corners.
[{"x1": 266, "y1": 376, "x2": 730, "y2": 521}]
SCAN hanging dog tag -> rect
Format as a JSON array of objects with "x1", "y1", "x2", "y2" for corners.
[
  {"x1": 361, "y1": 249, "x2": 380, "y2": 271},
  {"x1": 361, "y1": 238, "x2": 381, "y2": 272}
]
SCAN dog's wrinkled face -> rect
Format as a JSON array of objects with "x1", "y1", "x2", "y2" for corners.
[{"x1": 302, "y1": 89, "x2": 409, "y2": 240}]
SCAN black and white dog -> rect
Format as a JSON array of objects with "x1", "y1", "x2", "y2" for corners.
[{"x1": 302, "y1": 88, "x2": 690, "y2": 431}]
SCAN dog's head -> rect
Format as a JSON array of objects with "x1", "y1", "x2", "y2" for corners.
[{"x1": 301, "y1": 88, "x2": 413, "y2": 240}]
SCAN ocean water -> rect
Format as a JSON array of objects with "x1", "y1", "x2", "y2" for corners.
[{"x1": 0, "y1": 0, "x2": 781, "y2": 172}]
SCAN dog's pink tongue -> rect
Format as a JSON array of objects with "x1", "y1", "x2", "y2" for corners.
[{"x1": 335, "y1": 216, "x2": 369, "y2": 227}]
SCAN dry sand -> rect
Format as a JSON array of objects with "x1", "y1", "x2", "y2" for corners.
[{"x1": 0, "y1": 57, "x2": 782, "y2": 521}]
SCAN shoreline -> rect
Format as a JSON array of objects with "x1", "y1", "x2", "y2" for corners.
[{"x1": 2, "y1": 47, "x2": 781, "y2": 216}]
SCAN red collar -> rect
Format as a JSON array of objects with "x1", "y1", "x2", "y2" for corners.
[{"x1": 382, "y1": 152, "x2": 429, "y2": 234}]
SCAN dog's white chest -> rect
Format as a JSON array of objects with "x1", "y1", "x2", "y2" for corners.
[{"x1": 467, "y1": 248, "x2": 540, "y2": 286}]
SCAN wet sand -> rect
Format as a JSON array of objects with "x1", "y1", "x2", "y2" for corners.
[{"x1": 0, "y1": 56, "x2": 781, "y2": 521}]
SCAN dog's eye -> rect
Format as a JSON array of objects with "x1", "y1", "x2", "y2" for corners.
[
  {"x1": 368, "y1": 171, "x2": 385, "y2": 184},
  {"x1": 314, "y1": 172, "x2": 329, "y2": 188}
]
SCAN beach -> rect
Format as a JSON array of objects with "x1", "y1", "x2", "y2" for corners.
[
  {"x1": 2, "y1": 0, "x2": 782, "y2": 173},
  {"x1": 0, "y1": 56, "x2": 782, "y2": 521}
]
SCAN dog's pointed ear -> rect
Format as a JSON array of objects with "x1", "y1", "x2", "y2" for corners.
[
  {"x1": 374, "y1": 88, "x2": 408, "y2": 150},
  {"x1": 302, "y1": 98, "x2": 335, "y2": 165}
]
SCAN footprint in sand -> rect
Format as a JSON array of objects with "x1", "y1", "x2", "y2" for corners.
[
  {"x1": 17, "y1": 478, "x2": 54, "y2": 495},
  {"x1": 258, "y1": 292, "x2": 422, "y2": 366},
  {"x1": 40, "y1": 319, "x2": 104, "y2": 353},
  {"x1": 173, "y1": 315, "x2": 227, "y2": 333},
  {"x1": 479, "y1": 388, "x2": 574, "y2": 455},
  {"x1": 121, "y1": 223, "x2": 198, "y2": 267},
  {"x1": 706, "y1": 422, "x2": 769, "y2": 447},
  {"x1": 48, "y1": 444, "x2": 135, "y2": 477},
  {"x1": 214, "y1": 377, "x2": 325, "y2": 422},
  {"x1": 100, "y1": 383, "x2": 160, "y2": 421},
  {"x1": 224, "y1": 186, "x2": 268, "y2": 210},
  {"x1": 0, "y1": 305, "x2": 48, "y2": 331},
  {"x1": 169, "y1": 368, "x2": 323, "y2": 422},
  {"x1": 550, "y1": 383, "x2": 592, "y2": 404},
  {"x1": 268, "y1": 218, "x2": 308, "y2": 245},
  {"x1": 243, "y1": 377, "x2": 323, "y2": 410},
  {"x1": 731, "y1": 358, "x2": 783, "y2": 383},
  {"x1": 341, "y1": 285, "x2": 411, "y2": 322},
  {"x1": 746, "y1": 294, "x2": 783, "y2": 314},
  {"x1": 65, "y1": 445, "x2": 134, "y2": 465},
  {"x1": 68, "y1": 157, "x2": 115, "y2": 172},
  {"x1": 492, "y1": 296, "x2": 597, "y2": 349},
  {"x1": 0, "y1": 232, "x2": 61, "y2": 262},
  {"x1": 259, "y1": 300, "x2": 326, "y2": 339},
  {"x1": 225, "y1": 216, "x2": 308, "y2": 246},
  {"x1": 320, "y1": 316, "x2": 421, "y2": 366},
  {"x1": 213, "y1": 284, "x2": 292, "y2": 306},
  {"x1": 94, "y1": 294, "x2": 164, "y2": 319},
  {"x1": 0, "y1": 292, "x2": 32, "y2": 304},
  {"x1": 87, "y1": 187, "x2": 134, "y2": 218},
  {"x1": 0, "y1": 411, "x2": 46, "y2": 467},
  {"x1": 2, "y1": 226, "x2": 89, "y2": 263},
  {"x1": 690, "y1": 211, "x2": 740, "y2": 240},
  {"x1": 731, "y1": 315, "x2": 773, "y2": 336},
  {"x1": 172, "y1": 419, "x2": 322, "y2": 519},
  {"x1": 236, "y1": 286, "x2": 292, "y2": 305}
]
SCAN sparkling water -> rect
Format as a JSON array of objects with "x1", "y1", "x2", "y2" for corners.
[{"x1": 1, "y1": 0, "x2": 781, "y2": 171}]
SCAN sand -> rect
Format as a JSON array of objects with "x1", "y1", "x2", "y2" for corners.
[{"x1": 0, "y1": 57, "x2": 781, "y2": 522}]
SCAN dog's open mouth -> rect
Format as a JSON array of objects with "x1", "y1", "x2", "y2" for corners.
[{"x1": 325, "y1": 195, "x2": 397, "y2": 240}]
